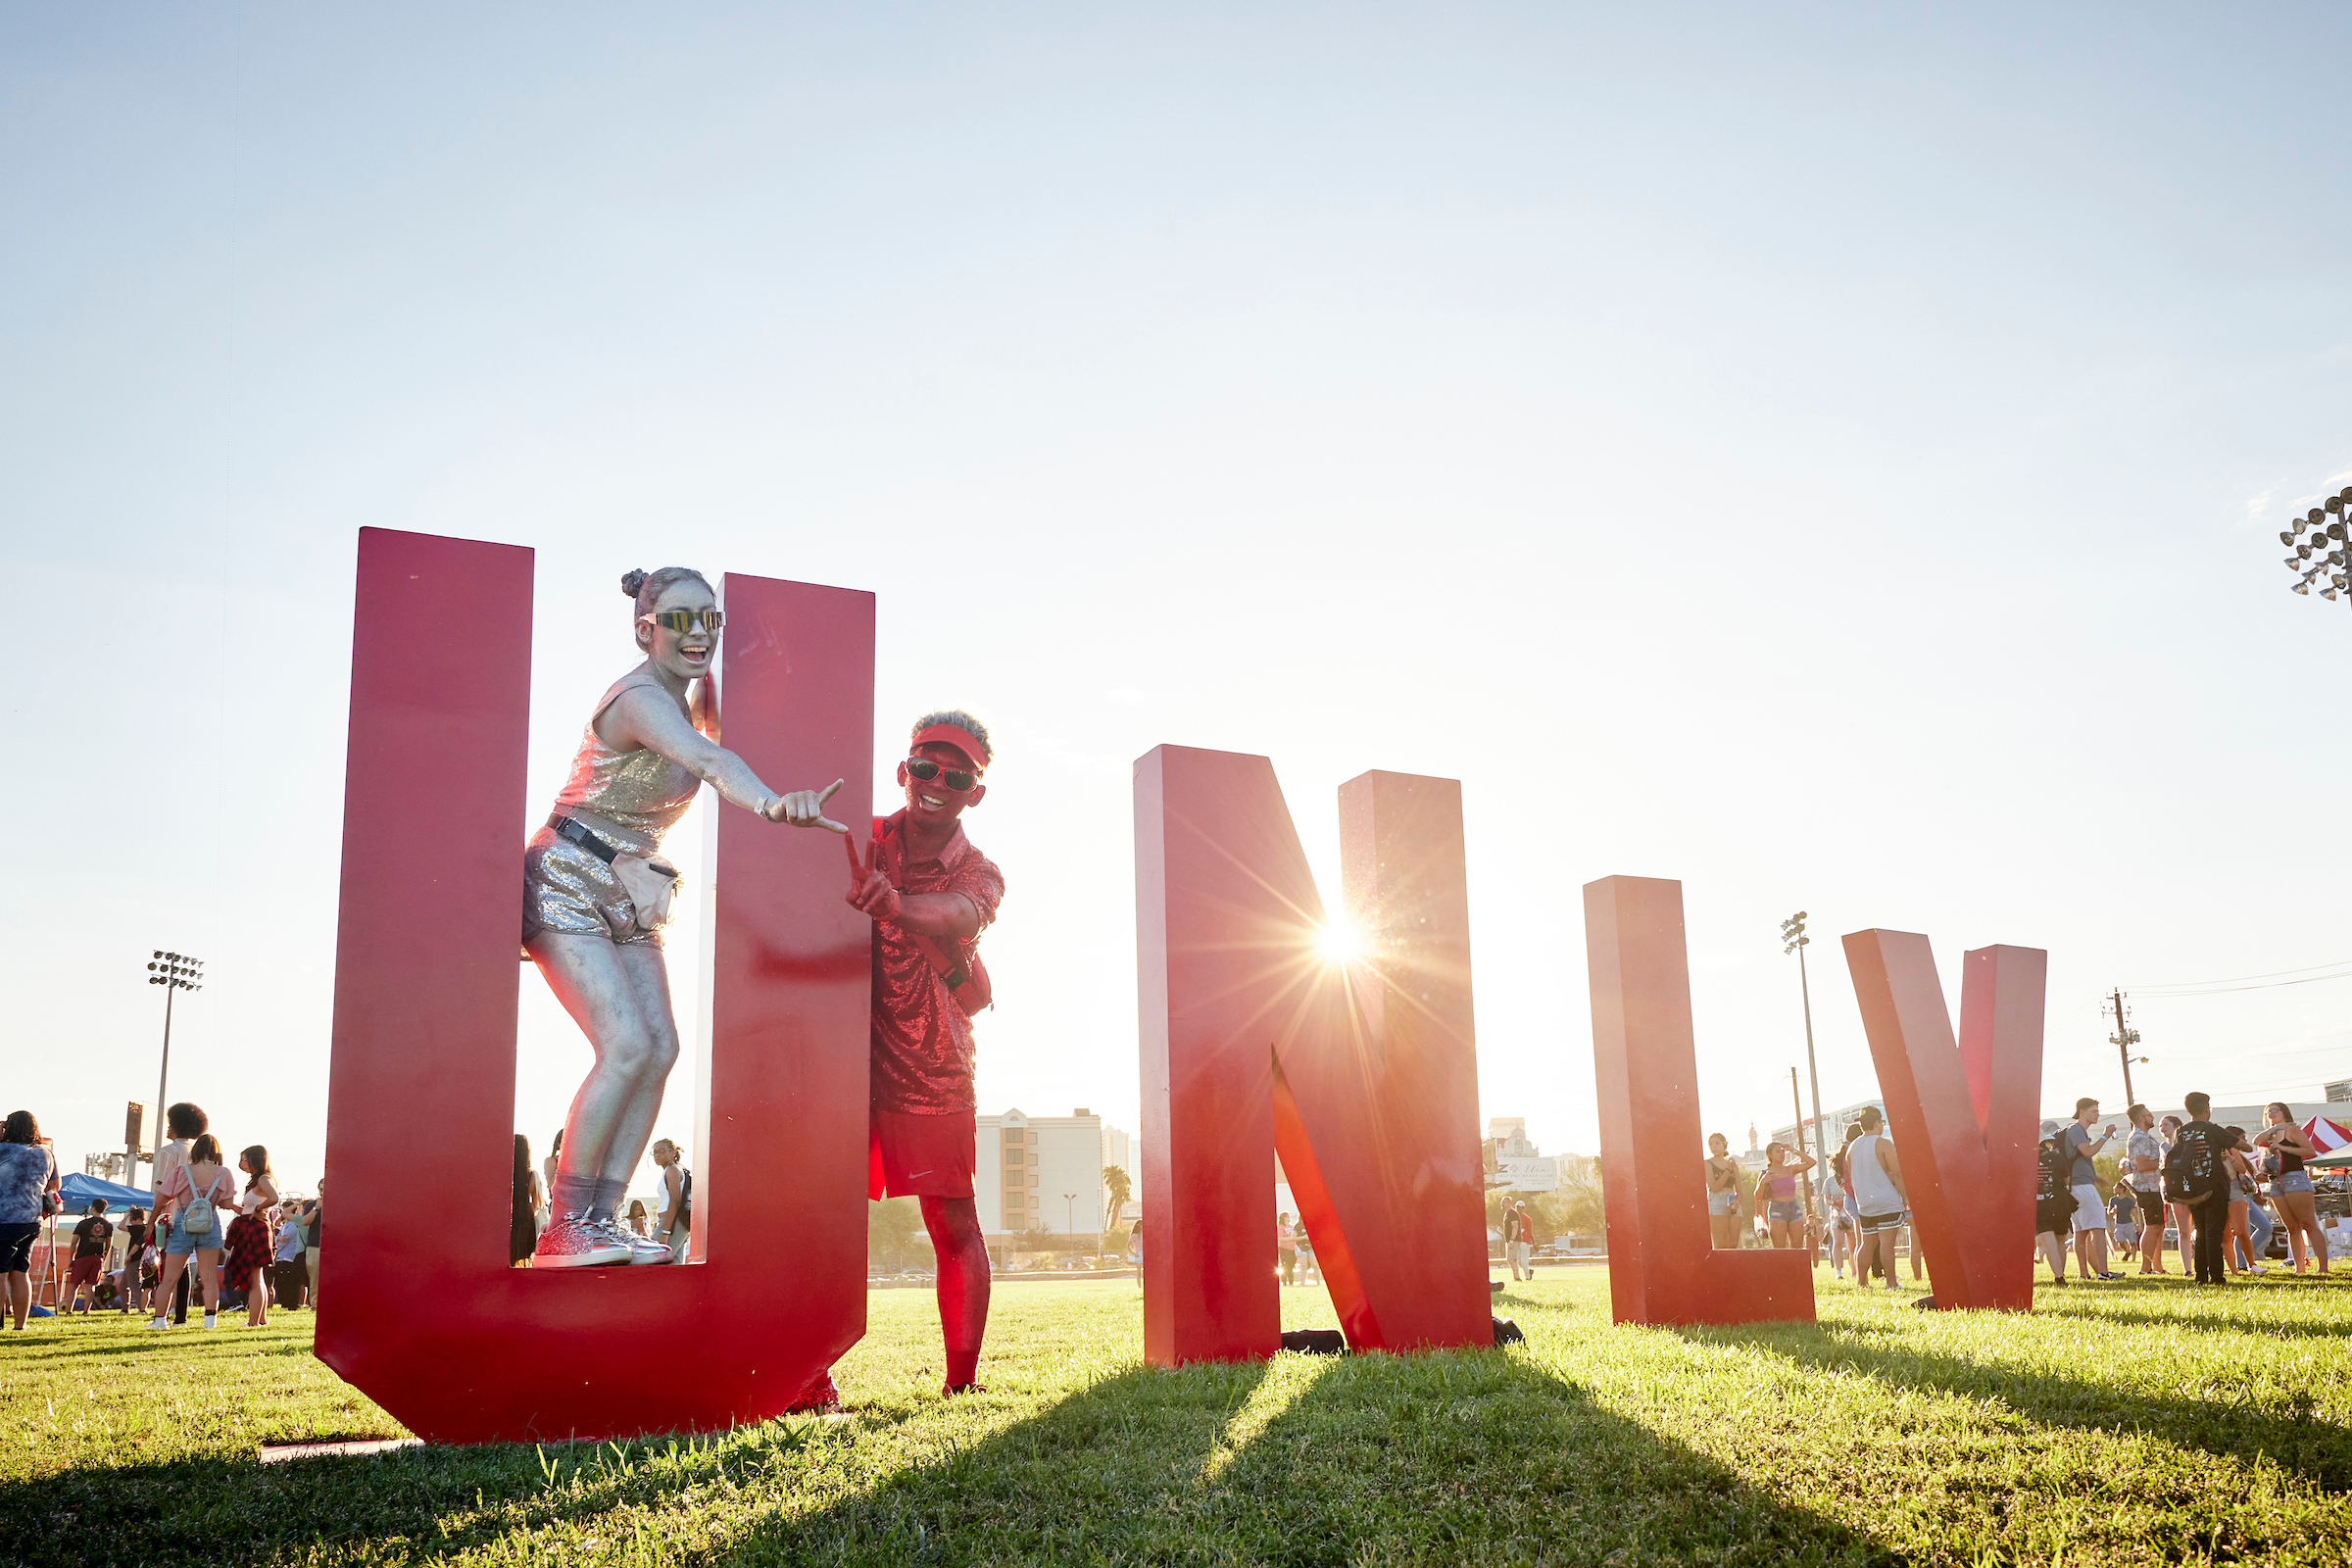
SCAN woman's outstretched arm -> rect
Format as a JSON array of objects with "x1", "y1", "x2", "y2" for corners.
[{"x1": 607, "y1": 685, "x2": 846, "y2": 829}]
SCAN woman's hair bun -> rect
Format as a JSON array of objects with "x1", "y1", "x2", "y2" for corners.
[{"x1": 619, "y1": 568, "x2": 649, "y2": 598}]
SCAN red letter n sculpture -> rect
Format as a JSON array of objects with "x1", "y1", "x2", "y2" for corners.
[
  {"x1": 1585, "y1": 876, "x2": 1813, "y2": 1326},
  {"x1": 319, "y1": 527, "x2": 872, "y2": 1444},
  {"x1": 1134, "y1": 746, "x2": 1490, "y2": 1364},
  {"x1": 1842, "y1": 932, "x2": 2044, "y2": 1312}
]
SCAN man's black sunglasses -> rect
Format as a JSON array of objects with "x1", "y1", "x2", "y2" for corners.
[{"x1": 906, "y1": 757, "x2": 978, "y2": 792}]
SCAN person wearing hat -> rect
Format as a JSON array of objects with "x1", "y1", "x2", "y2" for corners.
[{"x1": 845, "y1": 710, "x2": 1005, "y2": 1396}]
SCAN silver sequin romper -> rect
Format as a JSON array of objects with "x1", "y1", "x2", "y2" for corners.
[{"x1": 521, "y1": 669, "x2": 704, "y2": 946}]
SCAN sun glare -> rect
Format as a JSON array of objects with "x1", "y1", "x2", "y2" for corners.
[{"x1": 1315, "y1": 918, "x2": 1364, "y2": 966}]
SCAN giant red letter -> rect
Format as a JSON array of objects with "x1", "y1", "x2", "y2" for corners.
[
  {"x1": 319, "y1": 527, "x2": 873, "y2": 1444},
  {"x1": 1584, "y1": 875, "x2": 1814, "y2": 1326},
  {"x1": 1841, "y1": 931, "x2": 2044, "y2": 1312},
  {"x1": 1134, "y1": 747, "x2": 1489, "y2": 1363}
]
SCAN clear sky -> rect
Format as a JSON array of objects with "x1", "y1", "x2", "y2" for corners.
[{"x1": 11, "y1": 5, "x2": 2352, "y2": 1200}]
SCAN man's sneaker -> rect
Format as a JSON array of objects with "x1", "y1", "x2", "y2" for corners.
[
  {"x1": 2097, "y1": 1272, "x2": 2125, "y2": 1281},
  {"x1": 202, "y1": 1313, "x2": 218, "y2": 1329},
  {"x1": 534, "y1": 1212, "x2": 630, "y2": 1268},
  {"x1": 146, "y1": 1317, "x2": 171, "y2": 1330}
]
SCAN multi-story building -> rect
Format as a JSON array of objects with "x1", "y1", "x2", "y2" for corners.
[{"x1": 980, "y1": 1107, "x2": 1127, "y2": 1245}]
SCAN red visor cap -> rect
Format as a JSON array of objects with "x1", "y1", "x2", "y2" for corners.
[{"x1": 911, "y1": 723, "x2": 988, "y2": 774}]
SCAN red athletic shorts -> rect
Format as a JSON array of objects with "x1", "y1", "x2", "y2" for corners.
[
  {"x1": 868, "y1": 1108, "x2": 976, "y2": 1200},
  {"x1": 69, "y1": 1254, "x2": 104, "y2": 1286}
]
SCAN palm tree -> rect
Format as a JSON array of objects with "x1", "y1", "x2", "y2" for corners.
[{"x1": 1102, "y1": 1164, "x2": 1132, "y2": 1230}]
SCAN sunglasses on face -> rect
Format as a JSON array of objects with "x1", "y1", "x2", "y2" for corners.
[
  {"x1": 641, "y1": 609, "x2": 724, "y2": 635},
  {"x1": 905, "y1": 757, "x2": 978, "y2": 792}
]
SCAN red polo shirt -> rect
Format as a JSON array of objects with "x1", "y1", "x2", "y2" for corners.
[{"x1": 868, "y1": 810, "x2": 1004, "y2": 1115}]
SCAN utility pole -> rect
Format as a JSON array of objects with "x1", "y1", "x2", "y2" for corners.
[
  {"x1": 2106, "y1": 988, "x2": 2145, "y2": 1107},
  {"x1": 1788, "y1": 1067, "x2": 1814, "y2": 1213},
  {"x1": 1782, "y1": 912, "x2": 1827, "y2": 1179}
]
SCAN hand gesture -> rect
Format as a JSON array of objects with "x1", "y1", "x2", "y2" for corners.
[
  {"x1": 766, "y1": 779, "x2": 848, "y2": 832},
  {"x1": 843, "y1": 832, "x2": 902, "y2": 921}
]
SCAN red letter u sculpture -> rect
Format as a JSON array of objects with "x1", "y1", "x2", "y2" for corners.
[
  {"x1": 1585, "y1": 876, "x2": 1813, "y2": 1326},
  {"x1": 1842, "y1": 931, "x2": 2044, "y2": 1312},
  {"x1": 1134, "y1": 746, "x2": 1490, "y2": 1363},
  {"x1": 319, "y1": 527, "x2": 873, "y2": 1444}
]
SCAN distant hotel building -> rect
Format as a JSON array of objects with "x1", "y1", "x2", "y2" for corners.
[{"x1": 978, "y1": 1107, "x2": 1137, "y2": 1244}]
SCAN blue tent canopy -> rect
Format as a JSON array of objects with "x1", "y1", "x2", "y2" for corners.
[{"x1": 58, "y1": 1172, "x2": 153, "y2": 1211}]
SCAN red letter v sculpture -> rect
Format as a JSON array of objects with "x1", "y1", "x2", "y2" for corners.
[
  {"x1": 1585, "y1": 876, "x2": 1813, "y2": 1325},
  {"x1": 1841, "y1": 932, "x2": 2044, "y2": 1312}
]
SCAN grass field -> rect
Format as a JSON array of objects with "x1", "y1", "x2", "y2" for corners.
[{"x1": 3, "y1": 1268, "x2": 2348, "y2": 1565}]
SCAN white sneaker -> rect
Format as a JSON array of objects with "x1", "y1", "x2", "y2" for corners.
[
  {"x1": 146, "y1": 1317, "x2": 171, "y2": 1331},
  {"x1": 533, "y1": 1212, "x2": 631, "y2": 1268},
  {"x1": 203, "y1": 1314, "x2": 218, "y2": 1329},
  {"x1": 598, "y1": 1217, "x2": 675, "y2": 1265}
]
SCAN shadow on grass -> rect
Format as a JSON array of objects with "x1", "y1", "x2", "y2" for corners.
[
  {"x1": 0, "y1": 1349, "x2": 1900, "y2": 1567},
  {"x1": 697, "y1": 1350, "x2": 1897, "y2": 1566},
  {"x1": 1671, "y1": 1317, "x2": 2352, "y2": 1489}
]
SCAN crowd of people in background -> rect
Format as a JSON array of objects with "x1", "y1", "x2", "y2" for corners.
[
  {"x1": 0, "y1": 1102, "x2": 323, "y2": 1330},
  {"x1": 1701, "y1": 1092, "x2": 2337, "y2": 1291},
  {"x1": 2037, "y1": 1095, "x2": 2331, "y2": 1286}
]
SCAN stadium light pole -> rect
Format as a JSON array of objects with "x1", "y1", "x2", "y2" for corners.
[
  {"x1": 1062, "y1": 1193, "x2": 1080, "y2": 1262},
  {"x1": 1781, "y1": 913, "x2": 1827, "y2": 1202},
  {"x1": 2277, "y1": 488, "x2": 2352, "y2": 602},
  {"x1": 146, "y1": 950, "x2": 204, "y2": 1166}
]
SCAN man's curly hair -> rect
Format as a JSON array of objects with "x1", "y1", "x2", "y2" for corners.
[{"x1": 912, "y1": 710, "x2": 992, "y2": 765}]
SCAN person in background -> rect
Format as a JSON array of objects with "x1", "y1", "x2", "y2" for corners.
[
  {"x1": 653, "y1": 1138, "x2": 691, "y2": 1264},
  {"x1": 1276, "y1": 1210, "x2": 1298, "y2": 1285},
  {"x1": 303, "y1": 1181, "x2": 324, "y2": 1311},
  {"x1": 512, "y1": 1135, "x2": 542, "y2": 1267},
  {"x1": 1295, "y1": 1218, "x2": 1317, "y2": 1284},
  {"x1": 2034, "y1": 1132, "x2": 2074, "y2": 1286},
  {"x1": 0, "y1": 1112, "x2": 53, "y2": 1330},
  {"x1": 2059, "y1": 1098, "x2": 2121, "y2": 1281},
  {"x1": 2175, "y1": 1094, "x2": 2233, "y2": 1286},
  {"x1": 151, "y1": 1102, "x2": 206, "y2": 1326},
  {"x1": 66, "y1": 1200, "x2": 114, "y2": 1313},
  {"x1": 2256, "y1": 1102, "x2": 2329, "y2": 1275},
  {"x1": 2108, "y1": 1184, "x2": 2138, "y2": 1264},
  {"x1": 1753, "y1": 1142, "x2": 1818, "y2": 1250},
  {"x1": 116, "y1": 1205, "x2": 151, "y2": 1316},
  {"x1": 1846, "y1": 1108, "x2": 1907, "y2": 1289},
  {"x1": 1510, "y1": 1200, "x2": 1537, "y2": 1280},
  {"x1": 542, "y1": 1130, "x2": 563, "y2": 1215},
  {"x1": 2221, "y1": 1128, "x2": 2263, "y2": 1274},
  {"x1": 152, "y1": 1133, "x2": 232, "y2": 1330},
  {"x1": 224, "y1": 1146, "x2": 280, "y2": 1327},
  {"x1": 2124, "y1": 1104, "x2": 2169, "y2": 1275},
  {"x1": 1704, "y1": 1134, "x2": 1742, "y2": 1250},
  {"x1": 272, "y1": 1201, "x2": 308, "y2": 1308},
  {"x1": 2158, "y1": 1114, "x2": 2197, "y2": 1275},
  {"x1": 625, "y1": 1199, "x2": 652, "y2": 1239}
]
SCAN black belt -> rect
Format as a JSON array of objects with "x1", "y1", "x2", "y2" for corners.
[{"x1": 551, "y1": 813, "x2": 624, "y2": 864}]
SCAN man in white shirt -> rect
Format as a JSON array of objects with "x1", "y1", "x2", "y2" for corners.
[{"x1": 1846, "y1": 1106, "x2": 1909, "y2": 1291}]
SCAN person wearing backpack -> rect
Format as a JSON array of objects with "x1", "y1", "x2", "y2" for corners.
[
  {"x1": 150, "y1": 1133, "x2": 232, "y2": 1329},
  {"x1": 2167, "y1": 1093, "x2": 2232, "y2": 1286},
  {"x1": 2033, "y1": 1132, "x2": 2074, "y2": 1285}
]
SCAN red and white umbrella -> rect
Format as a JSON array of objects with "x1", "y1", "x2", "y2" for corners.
[{"x1": 2301, "y1": 1116, "x2": 2352, "y2": 1163}]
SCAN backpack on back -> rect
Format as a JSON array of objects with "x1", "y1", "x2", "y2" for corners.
[{"x1": 2163, "y1": 1130, "x2": 2221, "y2": 1203}]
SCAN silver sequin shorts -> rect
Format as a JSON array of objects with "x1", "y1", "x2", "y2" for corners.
[{"x1": 521, "y1": 825, "x2": 662, "y2": 947}]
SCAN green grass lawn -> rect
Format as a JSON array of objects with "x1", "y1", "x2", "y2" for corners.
[{"x1": 4, "y1": 1268, "x2": 2348, "y2": 1565}]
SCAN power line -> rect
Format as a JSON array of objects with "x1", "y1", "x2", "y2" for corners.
[
  {"x1": 2125, "y1": 956, "x2": 2352, "y2": 989},
  {"x1": 2132, "y1": 967, "x2": 2352, "y2": 998}
]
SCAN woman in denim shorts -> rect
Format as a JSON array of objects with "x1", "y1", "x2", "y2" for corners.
[{"x1": 2258, "y1": 1102, "x2": 2329, "y2": 1275}]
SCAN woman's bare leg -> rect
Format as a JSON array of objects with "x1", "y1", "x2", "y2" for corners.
[
  {"x1": 527, "y1": 933, "x2": 679, "y2": 1213},
  {"x1": 195, "y1": 1252, "x2": 220, "y2": 1316},
  {"x1": 2278, "y1": 1190, "x2": 2323, "y2": 1271},
  {"x1": 153, "y1": 1254, "x2": 187, "y2": 1319}
]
